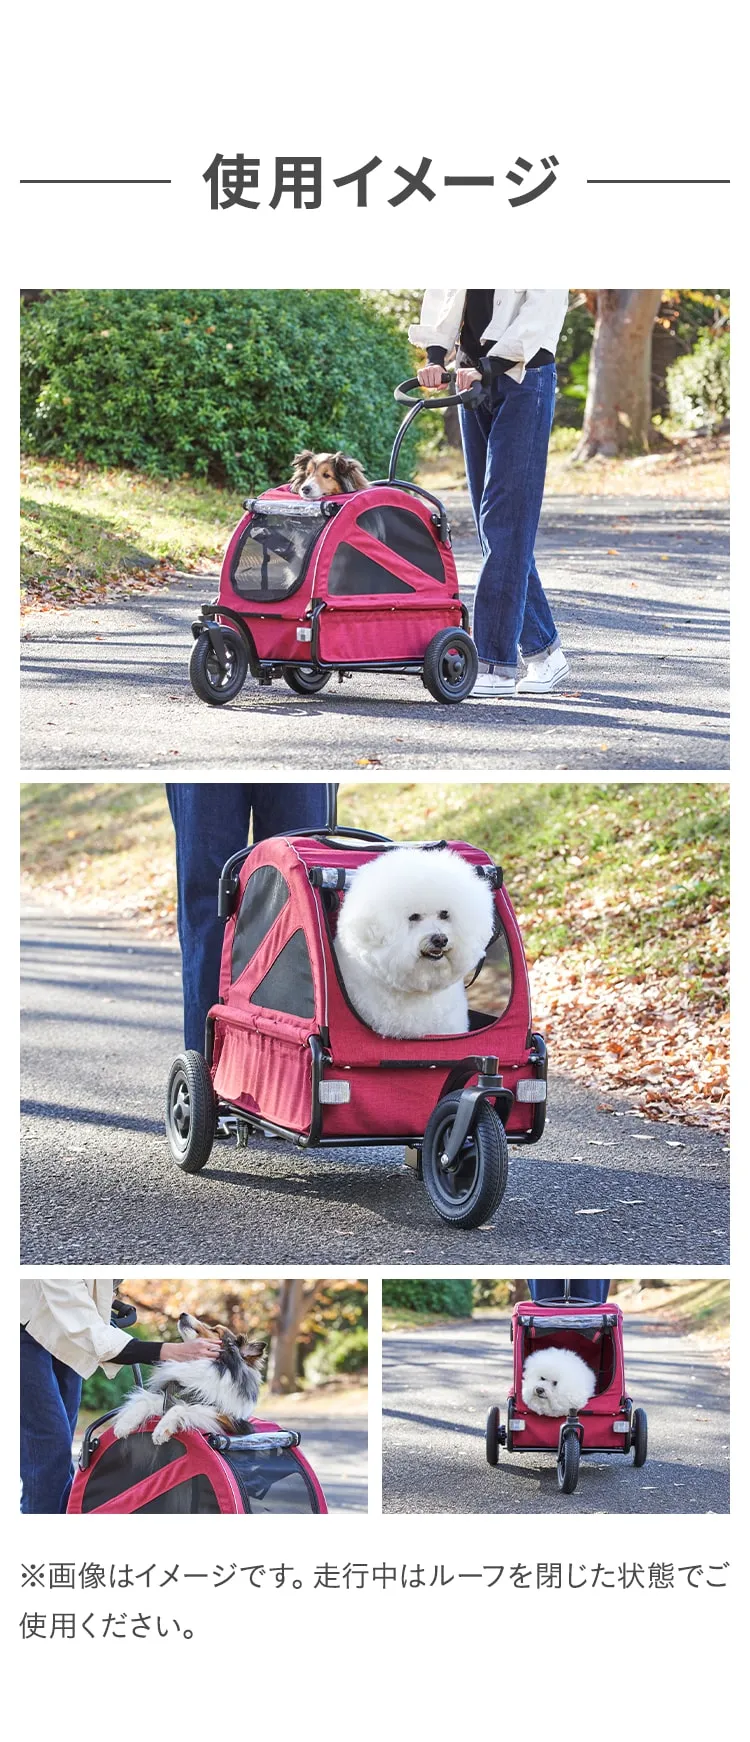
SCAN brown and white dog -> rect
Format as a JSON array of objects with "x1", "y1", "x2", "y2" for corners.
[
  {"x1": 113, "y1": 1311, "x2": 267, "y2": 1446},
  {"x1": 289, "y1": 449, "x2": 368, "y2": 499}
]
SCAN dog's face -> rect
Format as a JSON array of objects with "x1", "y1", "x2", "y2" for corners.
[
  {"x1": 337, "y1": 847, "x2": 495, "y2": 995},
  {"x1": 521, "y1": 1347, "x2": 596, "y2": 1417},
  {"x1": 178, "y1": 1311, "x2": 266, "y2": 1408},
  {"x1": 290, "y1": 449, "x2": 367, "y2": 498}
]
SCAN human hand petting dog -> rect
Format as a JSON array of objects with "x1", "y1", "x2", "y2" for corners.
[{"x1": 159, "y1": 1338, "x2": 222, "y2": 1362}]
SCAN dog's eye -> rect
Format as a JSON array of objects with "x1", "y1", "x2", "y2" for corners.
[
  {"x1": 552, "y1": 1379, "x2": 557, "y2": 1386},
  {"x1": 408, "y1": 913, "x2": 422, "y2": 923},
  {"x1": 438, "y1": 910, "x2": 450, "y2": 921}
]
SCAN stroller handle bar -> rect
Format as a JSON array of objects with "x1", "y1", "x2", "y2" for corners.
[
  {"x1": 394, "y1": 374, "x2": 487, "y2": 410},
  {"x1": 389, "y1": 373, "x2": 485, "y2": 485}
]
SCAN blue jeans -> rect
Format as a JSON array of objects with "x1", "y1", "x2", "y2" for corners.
[
  {"x1": 527, "y1": 1280, "x2": 610, "y2": 1305},
  {"x1": 460, "y1": 364, "x2": 560, "y2": 674},
  {"x1": 167, "y1": 784, "x2": 333, "y2": 1051},
  {"x1": 20, "y1": 1327, "x2": 83, "y2": 1513}
]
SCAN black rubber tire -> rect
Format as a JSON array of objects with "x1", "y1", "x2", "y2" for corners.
[
  {"x1": 632, "y1": 1407, "x2": 648, "y2": 1468},
  {"x1": 557, "y1": 1431, "x2": 581, "y2": 1494},
  {"x1": 166, "y1": 1051, "x2": 216, "y2": 1173},
  {"x1": 486, "y1": 1406, "x2": 500, "y2": 1467},
  {"x1": 283, "y1": 667, "x2": 333, "y2": 695},
  {"x1": 421, "y1": 1091, "x2": 508, "y2": 1229},
  {"x1": 422, "y1": 628, "x2": 478, "y2": 704},
  {"x1": 189, "y1": 627, "x2": 248, "y2": 705}
]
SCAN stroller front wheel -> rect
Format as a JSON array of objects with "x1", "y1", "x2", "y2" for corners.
[
  {"x1": 189, "y1": 627, "x2": 248, "y2": 705},
  {"x1": 283, "y1": 666, "x2": 333, "y2": 695},
  {"x1": 557, "y1": 1430, "x2": 581, "y2": 1494},
  {"x1": 631, "y1": 1407, "x2": 648, "y2": 1467},
  {"x1": 166, "y1": 1051, "x2": 216, "y2": 1172},
  {"x1": 421, "y1": 1090, "x2": 508, "y2": 1229},
  {"x1": 422, "y1": 628, "x2": 478, "y2": 704},
  {"x1": 486, "y1": 1405, "x2": 501, "y2": 1467}
]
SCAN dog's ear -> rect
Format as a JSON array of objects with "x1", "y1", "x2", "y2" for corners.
[
  {"x1": 240, "y1": 1337, "x2": 267, "y2": 1373},
  {"x1": 289, "y1": 449, "x2": 313, "y2": 488},
  {"x1": 333, "y1": 452, "x2": 365, "y2": 492}
]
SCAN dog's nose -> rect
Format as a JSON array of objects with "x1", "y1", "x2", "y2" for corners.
[
  {"x1": 535, "y1": 1386, "x2": 546, "y2": 1397},
  {"x1": 430, "y1": 932, "x2": 448, "y2": 950}
]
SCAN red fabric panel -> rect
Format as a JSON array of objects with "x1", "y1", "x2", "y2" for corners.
[
  {"x1": 212, "y1": 1014, "x2": 313, "y2": 1131},
  {"x1": 67, "y1": 1425, "x2": 244, "y2": 1515},
  {"x1": 317, "y1": 605, "x2": 461, "y2": 665},
  {"x1": 219, "y1": 837, "x2": 328, "y2": 1019},
  {"x1": 308, "y1": 487, "x2": 460, "y2": 603}
]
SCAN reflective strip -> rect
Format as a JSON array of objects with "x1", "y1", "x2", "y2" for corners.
[
  {"x1": 515, "y1": 1078, "x2": 547, "y2": 1103},
  {"x1": 319, "y1": 1080, "x2": 352, "y2": 1104}
]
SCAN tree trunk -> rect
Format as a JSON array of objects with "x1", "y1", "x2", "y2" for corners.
[
  {"x1": 267, "y1": 1280, "x2": 321, "y2": 1394},
  {"x1": 574, "y1": 290, "x2": 664, "y2": 459}
]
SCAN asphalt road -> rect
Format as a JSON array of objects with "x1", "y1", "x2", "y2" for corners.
[
  {"x1": 255, "y1": 1402, "x2": 368, "y2": 1513},
  {"x1": 20, "y1": 494, "x2": 728, "y2": 771},
  {"x1": 20, "y1": 914, "x2": 729, "y2": 1265},
  {"x1": 382, "y1": 1314, "x2": 729, "y2": 1514}
]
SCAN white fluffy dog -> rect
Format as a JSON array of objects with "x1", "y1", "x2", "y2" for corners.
[
  {"x1": 334, "y1": 846, "x2": 495, "y2": 1038},
  {"x1": 522, "y1": 1347, "x2": 597, "y2": 1417}
]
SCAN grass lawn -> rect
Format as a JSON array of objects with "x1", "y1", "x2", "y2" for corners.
[
  {"x1": 20, "y1": 456, "x2": 234, "y2": 610},
  {"x1": 21, "y1": 781, "x2": 728, "y2": 1130},
  {"x1": 20, "y1": 430, "x2": 729, "y2": 611}
]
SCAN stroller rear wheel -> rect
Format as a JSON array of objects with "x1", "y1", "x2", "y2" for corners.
[
  {"x1": 486, "y1": 1405, "x2": 501, "y2": 1467},
  {"x1": 283, "y1": 667, "x2": 333, "y2": 695},
  {"x1": 422, "y1": 629, "x2": 478, "y2": 704},
  {"x1": 421, "y1": 1091, "x2": 508, "y2": 1228},
  {"x1": 557, "y1": 1430, "x2": 581, "y2": 1494},
  {"x1": 190, "y1": 627, "x2": 248, "y2": 705},
  {"x1": 166, "y1": 1051, "x2": 216, "y2": 1172},
  {"x1": 631, "y1": 1407, "x2": 648, "y2": 1467}
]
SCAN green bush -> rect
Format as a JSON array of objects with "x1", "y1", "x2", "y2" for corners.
[
  {"x1": 382, "y1": 1280, "x2": 474, "y2": 1317},
  {"x1": 666, "y1": 331, "x2": 730, "y2": 431},
  {"x1": 20, "y1": 289, "x2": 417, "y2": 490},
  {"x1": 305, "y1": 1327, "x2": 368, "y2": 1380}
]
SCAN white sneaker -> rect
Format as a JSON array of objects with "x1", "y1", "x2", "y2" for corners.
[
  {"x1": 470, "y1": 671, "x2": 518, "y2": 699},
  {"x1": 515, "y1": 647, "x2": 570, "y2": 695}
]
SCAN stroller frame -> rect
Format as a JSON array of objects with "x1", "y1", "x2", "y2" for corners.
[
  {"x1": 165, "y1": 822, "x2": 548, "y2": 1230},
  {"x1": 486, "y1": 1295, "x2": 648, "y2": 1495},
  {"x1": 189, "y1": 375, "x2": 486, "y2": 707}
]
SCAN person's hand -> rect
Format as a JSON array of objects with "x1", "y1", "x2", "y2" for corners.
[
  {"x1": 416, "y1": 364, "x2": 447, "y2": 389},
  {"x1": 456, "y1": 367, "x2": 482, "y2": 393},
  {"x1": 159, "y1": 1338, "x2": 222, "y2": 1362}
]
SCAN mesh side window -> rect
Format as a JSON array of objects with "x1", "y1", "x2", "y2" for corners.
[
  {"x1": 80, "y1": 1435, "x2": 186, "y2": 1511},
  {"x1": 231, "y1": 512, "x2": 323, "y2": 600},
  {"x1": 356, "y1": 506, "x2": 445, "y2": 582},
  {"x1": 250, "y1": 928, "x2": 315, "y2": 1018},
  {"x1": 327, "y1": 540, "x2": 416, "y2": 596},
  {"x1": 225, "y1": 1446, "x2": 321, "y2": 1513},
  {"x1": 232, "y1": 866, "x2": 290, "y2": 982},
  {"x1": 467, "y1": 920, "x2": 513, "y2": 1018}
]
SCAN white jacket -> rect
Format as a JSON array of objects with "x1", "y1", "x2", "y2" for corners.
[
  {"x1": 20, "y1": 1279, "x2": 133, "y2": 1378},
  {"x1": 409, "y1": 289, "x2": 569, "y2": 382}
]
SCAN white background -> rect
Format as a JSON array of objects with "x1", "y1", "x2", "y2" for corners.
[{"x1": 7, "y1": 2, "x2": 740, "y2": 1733}]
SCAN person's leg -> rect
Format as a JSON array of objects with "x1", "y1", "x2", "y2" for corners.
[
  {"x1": 20, "y1": 1329, "x2": 83, "y2": 1514},
  {"x1": 459, "y1": 394, "x2": 494, "y2": 554},
  {"x1": 248, "y1": 783, "x2": 334, "y2": 842},
  {"x1": 167, "y1": 784, "x2": 253, "y2": 1052},
  {"x1": 471, "y1": 366, "x2": 561, "y2": 675}
]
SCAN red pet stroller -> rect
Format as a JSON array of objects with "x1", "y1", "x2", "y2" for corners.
[
  {"x1": 188, "y1": 376, "x2": 485, "y2": 707},
  {"x1": 485, "y1": 1284, "x2": 648, "y2": 1495},
  {"x1": 67, "y1": 1305, "x2": 327, "y2": 1515},
  {"x1": 165, "y1": 824, "x2": 548, "y2": 1230}
]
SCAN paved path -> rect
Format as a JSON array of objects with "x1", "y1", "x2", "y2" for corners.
[
  {"x1": 263, "y1": 1401, "x2": 368, "y2": 1512},
  {"x1": 382, "y1": 1314, "x2": 729, "y2": 1513},
  {"x1": 20, "y1": 915, "x2": 729, "y2": 1265},
  {"x1": 20, "y1": 495, "x2": 728, "y2": 771}
]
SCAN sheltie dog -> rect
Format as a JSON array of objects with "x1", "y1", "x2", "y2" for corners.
[
  {"x1": 289, "y1": 449, "x2": 368, "y2": 498},
  {"x1": 113, "y1": 1311, "x2": 266, "y2": 1446}
]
